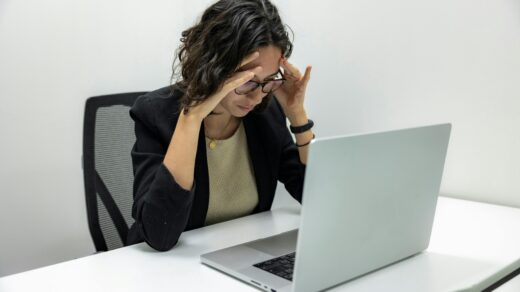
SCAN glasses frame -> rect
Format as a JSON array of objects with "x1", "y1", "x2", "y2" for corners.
[{"x1": 234, "y1": 70, "x2": 286, "y2": 95}]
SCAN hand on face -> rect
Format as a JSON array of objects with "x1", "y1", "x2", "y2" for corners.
[
  {"x1": 184, "y1": 51, "x2": 262, "y2": 121},
  {"x1": 274, "y1": 58, "x2": 312, "y2": 119}
]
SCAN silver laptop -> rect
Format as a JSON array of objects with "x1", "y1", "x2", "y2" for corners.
[{"x1": 201, "y1": 123, "x2": 451, "y2": 292}]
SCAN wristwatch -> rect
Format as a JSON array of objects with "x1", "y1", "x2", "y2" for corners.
[{"x1": 289, "y1": 119, "x2": 314, "y2": 134}]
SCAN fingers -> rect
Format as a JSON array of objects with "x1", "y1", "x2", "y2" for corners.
[
  {"x1": 302, "y1": 65, "x2": 312, "y2": 86},
  {"x1": 238, "y1": 51, "x2": 260, "y2": 69},
  {"x1": 281, "y1": 59, "x2": 312, "y2": 86},
  {"x1": 223, "y1": 66, "x2": 262, "y2": 92},
  {"x1": 191, "y1": 62, "x2": 262, "y2": 118},
  {"x1": 281, "y1": 59, "x2": 302, "y2": 80},
  {"x1": 202, "y1": 69, "x2": 256, "y2": 115},
  {"x1": 204, "y1": 65, "x2": 261, "y2": 112},
  {"x1": 225, "y1": 71, "x2": 254, "y2": 91}
]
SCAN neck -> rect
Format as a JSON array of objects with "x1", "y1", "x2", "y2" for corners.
[{"x1": 204, "y1": 112, "x2": 238, "y2": 140}]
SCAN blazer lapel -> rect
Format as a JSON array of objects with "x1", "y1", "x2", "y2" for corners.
[
  {"x1": 187, "y1": 122, "x2": 210, "y2": 228},
  {"x1": 244, "y1": 115, "x2": 273, "y2": 212}
]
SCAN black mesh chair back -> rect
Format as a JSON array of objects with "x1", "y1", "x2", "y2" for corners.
[{"x1": 83, "y1": 92, "x2": 147, "y2": 251}]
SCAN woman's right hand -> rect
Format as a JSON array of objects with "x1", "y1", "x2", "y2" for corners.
[
  {"x1": 166, "y1": 51, "x2": 262, "y2": 191},
  {"x1": 184, "y1": 51, "x2": 262, "y2": 121}
]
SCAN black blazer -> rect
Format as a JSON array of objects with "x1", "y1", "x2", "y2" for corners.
[{"x1": 126, "y1": 85, "x2": 305, "y2": 251}]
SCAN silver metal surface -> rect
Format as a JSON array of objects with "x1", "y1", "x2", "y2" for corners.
[
  {"x1": 201, "y1": 124, "x2": 451, "y2": 292},
  {"x1": 293, "y1": 124, "x2": 451, "y2": 292}
]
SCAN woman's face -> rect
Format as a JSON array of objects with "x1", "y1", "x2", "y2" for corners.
[{"x1": 217, "y1": 45, "x2": 282, "y2": 117}]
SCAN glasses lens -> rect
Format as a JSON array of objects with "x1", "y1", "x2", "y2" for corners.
[
  {"x1": 262, "y1": 80, "x2": 284, "y2": 93},
  {"x1": 235, "y1": 81, "x2": 258, "y2": 95}
]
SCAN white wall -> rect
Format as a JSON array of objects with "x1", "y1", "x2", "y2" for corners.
[
  {"x1": 1, "y1": 0, "x2": 519, "y2": 278},
  {"x1": 282, "y1": 0, "x2": 520, "y2": 206},
  {"x1": 0, "y1": 0, "x2": 209, "y2": 277}
]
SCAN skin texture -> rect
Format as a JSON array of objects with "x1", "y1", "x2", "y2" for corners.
[{"x1": 164, "y1": 46, "x2": 313, "y2": 190}]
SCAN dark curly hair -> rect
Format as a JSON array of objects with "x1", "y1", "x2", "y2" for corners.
[{"x1": 172, "y1": 0, "x2": 293, "y2": 113}]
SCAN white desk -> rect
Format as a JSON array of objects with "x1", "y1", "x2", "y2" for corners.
[{"x1": 1, "y1": 197, "x2": 520, "y2": 292}]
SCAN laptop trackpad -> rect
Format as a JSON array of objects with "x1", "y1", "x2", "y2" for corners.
[{"x1": 246, "y1": 229, "x2": 298, "y2": 256}]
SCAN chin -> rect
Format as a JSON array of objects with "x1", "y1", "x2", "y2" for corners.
[
  {"x1": 233, "y1": 111, "x2": 249, "y2": 118},
  {"x1": 233, "y1": 105, "x2": 255, "y2": 117}
]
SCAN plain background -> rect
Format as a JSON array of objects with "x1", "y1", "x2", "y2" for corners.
[{"x1": 0, "y1": 0, "x2": 519, "y2": 277}]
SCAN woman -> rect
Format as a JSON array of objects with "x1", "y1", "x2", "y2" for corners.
[{"x1": 127, "y1": 0, "x2": 314, "y2": 251}]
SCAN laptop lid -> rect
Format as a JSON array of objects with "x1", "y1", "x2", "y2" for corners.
[{"x1": 292, "y1": 123, "x2": 451, "y2": 292}]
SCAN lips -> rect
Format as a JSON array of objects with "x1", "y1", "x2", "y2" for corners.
[{"x1": 238, "y1": 104, "x2": 254, "y2": 111}]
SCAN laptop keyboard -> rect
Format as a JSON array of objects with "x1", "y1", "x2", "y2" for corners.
[{"x1": 253, "y1": 252, "x2": 295, "y2": 281}]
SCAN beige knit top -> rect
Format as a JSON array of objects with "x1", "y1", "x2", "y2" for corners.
[{"x1": 204, "y1": 122, "x2": 259, "y2": 225}]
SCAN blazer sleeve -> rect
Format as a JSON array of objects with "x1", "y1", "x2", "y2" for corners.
[
  {"x1": 129, "y1": 95, "x2": 195, "y2": 251},
  {"x1": 273, "y1": 102, "x2": 306, "y2": 203}
]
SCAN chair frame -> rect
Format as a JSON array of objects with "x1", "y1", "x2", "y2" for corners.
[{"x1": 82, "y1": 92, "x2": 146, "y2": 251}]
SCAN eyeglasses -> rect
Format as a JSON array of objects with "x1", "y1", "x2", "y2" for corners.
[{"x1": 234, "y1": 71, "x2": 285, "y2": 95}]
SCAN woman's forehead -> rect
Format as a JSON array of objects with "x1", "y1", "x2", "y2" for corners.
[{"x1": 239, "y1": 46, "x2": 282, "y2": 78}]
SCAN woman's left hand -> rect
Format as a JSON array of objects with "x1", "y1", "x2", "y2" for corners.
[{"x1": 274, "y1": 58, "x2": 312, "y2": 121}]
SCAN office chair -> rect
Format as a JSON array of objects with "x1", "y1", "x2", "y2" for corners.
[{"x1": 82, "y1": 92, "x2": 147, "y2": 251}]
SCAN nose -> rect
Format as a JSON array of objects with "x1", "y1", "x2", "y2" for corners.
[{"x1": 246, "y1": 87, "x2": 266, "y2": 104}]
